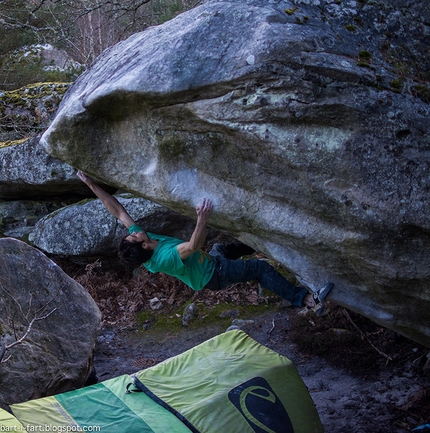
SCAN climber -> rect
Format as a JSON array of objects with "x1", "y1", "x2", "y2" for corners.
[{"x1": 77, "y1": 170, "x2": 333, "y2": 313}]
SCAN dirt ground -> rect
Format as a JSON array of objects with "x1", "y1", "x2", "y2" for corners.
[
  {"x1": 65, "y1": 261, "x2": 430, "y2": 433},
  {"x1": 91, "y1": 305, "x2": 429, "y2": 433}
]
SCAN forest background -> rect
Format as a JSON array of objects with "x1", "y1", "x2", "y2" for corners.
[{"x1": 0, "y1": 0, "x2": 198, "y2": 90}]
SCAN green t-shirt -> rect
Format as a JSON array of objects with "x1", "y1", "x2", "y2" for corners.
[{"x1": 128, "y1": 225, "x2": 215, "y2": 291}]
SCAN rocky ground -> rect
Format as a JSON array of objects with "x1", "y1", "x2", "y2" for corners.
[{"x1": 64, "y1": 260, "x2": 430, "y2": 433}]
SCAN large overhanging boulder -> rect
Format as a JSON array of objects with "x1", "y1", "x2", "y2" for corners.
[
  {"x1": 0, "y1": 238, "x2": 101, "y2": 410},
  {"x1": 41, "y1": 0, "x2": 430, "y2": 347}
]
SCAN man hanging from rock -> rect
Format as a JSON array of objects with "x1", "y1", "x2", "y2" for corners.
[{"x1": 77, "y1": 171, "x2": 333, "y2": 314}]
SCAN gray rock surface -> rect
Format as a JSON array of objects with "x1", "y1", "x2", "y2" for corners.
[
  {"x1": 32, "y1": 194, "x2": 160, "y2": 256},
  {"x1": 0, "y1": 238, "x2": 101, "y2": 410},
  {"x1": 0, "y1": 135, "x2": 90, "y2": 199},
  {"x1": 40, "y1": 0, "x2": 430, "y2": 347},
  {"x1": 32, "y1": 194, "x2": 218, "y2": 257},
  {"x1": 0, "y1": 198, "x2": 72, "y2": 242}
]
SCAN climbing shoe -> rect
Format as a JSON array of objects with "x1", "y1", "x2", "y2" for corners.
[{"x1": 311, "y1": 282, "x2": 334, "y2": 315}]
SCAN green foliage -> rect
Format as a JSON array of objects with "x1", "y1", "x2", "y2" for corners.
[
  {"x1": 0, "y1": 27, "x2": 37, "y2": 57},
  {"x1": 0, "y1": 0, "x2": 58, "y2": 54},
  {"x1": 136, "y1": 302, "x2": 276, "y2": 333},
  {"x1": 153, "y1": 0, "x2": 189, "y2": 24},
  {"x1": 357, "y1": 50, "x2": 373, "y2": 67},
  {"x1": 359, "y1": 50, "x2": 372, "y2": 61},
  {"x1": 344, "y1": 24, "x2": 357, "y2": 32},
  {"x1": 0, "y1": 82, "x2": 71, "y2": 142},
  {"x1": 389, "y1": 79, "x2": 402, "y2": 92},
  {"x1": 0, "y1": 48, "x2": 82, "y2": 91},
  {"x1": 0, "y1": 0, "x2": 198, "y2": 89}
]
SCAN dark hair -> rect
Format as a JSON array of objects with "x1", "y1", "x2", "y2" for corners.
[{"x1": 118, "y1": 237, "x2": 154, "y2": 268}]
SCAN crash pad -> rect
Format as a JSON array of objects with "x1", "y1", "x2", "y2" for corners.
[
  {"x1": 11, "y1": 330, "x2": 322, "y2": 433},
  {"x1": 131, "y1": 329, "x2": 323, "y2": 433}
]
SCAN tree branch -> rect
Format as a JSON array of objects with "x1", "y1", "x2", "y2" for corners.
[
  {"x1": 0, "y1": 283, "x2": 62, "y2": 363},
  {"x1": 342, "y1": 308, "x2": 392, "y2": 363}
]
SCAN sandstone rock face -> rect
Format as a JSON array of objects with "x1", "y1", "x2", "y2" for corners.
[
  {"x1": 0, "y1": 238, "x2": 101, "y2": 410},
  {"x1": 41, "y1": 0, "x2": 430, "y2": 347}
]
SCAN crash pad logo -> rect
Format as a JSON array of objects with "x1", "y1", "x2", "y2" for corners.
[{"x1": 228, "y1": 377, "x2": 294, "y2": 433}]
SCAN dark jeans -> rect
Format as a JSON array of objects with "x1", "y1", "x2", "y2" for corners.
[{"x1": 205, "y1": 244, "x2": 308, "y2": 307}]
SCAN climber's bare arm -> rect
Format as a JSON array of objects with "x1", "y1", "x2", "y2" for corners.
[
  {"x1": 77, "y1": 170, "x2": 135, "y2": 228},
  {"x1": 177, "y1": 198, "x2": 213, "y2": 260}
]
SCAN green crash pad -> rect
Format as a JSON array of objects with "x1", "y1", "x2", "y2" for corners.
[
  {"x1": 11, "y1": 330, "x2": 322, "y2": 433},
  {"x1": 11, "y1": 374, "x2": 191, "y2": 433},
  {"x1": 131, "y1": 329, "x2": 323, "y2": 433},
  {"x1": 0, "y1": 407, "x2": 26, "y2": 430}
]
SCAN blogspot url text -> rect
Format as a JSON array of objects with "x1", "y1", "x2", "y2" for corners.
[{"x1": 0, "y1": 426, "x2": 101, "y2": 432}]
